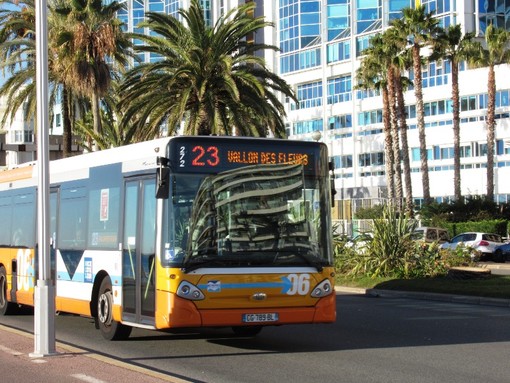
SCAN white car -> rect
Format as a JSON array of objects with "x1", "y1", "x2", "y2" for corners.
[
  {"x1": 440, "y1": 232, "x2": 504, "y2": 261},
  {"x1": 345, "y1": 233, "x2": 373, "y2": 253}
]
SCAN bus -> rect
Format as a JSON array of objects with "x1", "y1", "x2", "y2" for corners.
[{"x1": 0, "y1": 136, "x2": 336, "y2": 340}]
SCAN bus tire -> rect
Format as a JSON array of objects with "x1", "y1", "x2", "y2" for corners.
[
  {"x1": 97, "y1": 277, "x2": 132, "y2": 340},
  {"x1": 0, "y1": 266, "x2": 17, "y2": 316},
  {"x1": 231, "y1": 326, "x2": 263, "y2": 337}
]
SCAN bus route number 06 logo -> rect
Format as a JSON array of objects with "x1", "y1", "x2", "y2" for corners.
[{"x1": 286, "y1": 273, "x2": 310, "y2": 295}]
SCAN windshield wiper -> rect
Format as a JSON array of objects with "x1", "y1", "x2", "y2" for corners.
[
  {"x1": 182, "y1": 256, "x2": 228, "y2": 273},
  {"x1": 273, "y1": 247, "x2": 324, "y2": 272}
]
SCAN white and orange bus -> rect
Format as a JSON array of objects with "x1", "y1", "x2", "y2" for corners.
[{"x1": 0, "y1": 136, "x2": 336, "y2": 340}]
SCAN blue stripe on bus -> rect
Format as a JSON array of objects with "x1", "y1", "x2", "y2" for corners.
[{"x1": 198, "y1": 276, "x2": 292, "y2": 293}]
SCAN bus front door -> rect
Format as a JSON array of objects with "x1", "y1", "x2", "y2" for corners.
[{"x1": 122, "y1": 177, "x2": 156, "y2": 326}]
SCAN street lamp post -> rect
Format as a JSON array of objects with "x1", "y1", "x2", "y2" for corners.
[{"x1": 31, "y1": 0, "x2": 56, "y2": 357}]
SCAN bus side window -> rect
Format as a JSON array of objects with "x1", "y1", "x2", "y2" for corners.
[
  {"x1": 12, "y1": 192, "x2": 36, "y2": 248},
  {"x1": 59, "y1": 186, "x2": 88, "y2": 250}
]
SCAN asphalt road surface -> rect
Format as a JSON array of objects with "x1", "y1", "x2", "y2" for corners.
[{"x1": 1, "y1": 292, "x2": 510, "y2": 383}]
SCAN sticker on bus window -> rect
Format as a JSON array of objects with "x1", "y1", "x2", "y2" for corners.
[
  {"x1": 100, "y1": 189, "x2": 109, "y2": 221},
  {"x1": 84, "y1": 257, "x2": 93, "y2": 283}
]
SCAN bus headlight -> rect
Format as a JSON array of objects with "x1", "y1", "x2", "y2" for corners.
[
  {"x1": 177, "y1": 281, "x2": 205, "y2": 301},
  {"x1": 311, "y1": 279, "x2": 333, "y2": 298}
]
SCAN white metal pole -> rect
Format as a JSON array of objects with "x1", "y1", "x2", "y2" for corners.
[{"x1": 31, "y1": 0, "x2": 56, "y2": 357}]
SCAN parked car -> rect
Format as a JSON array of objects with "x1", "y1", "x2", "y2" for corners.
[
  {"x1": 493, "y1": 242, "x2": 510, "y2": 263},
  {"x1": 440, "y1": 232, "x2": 504, "y2": 261},
  {"x1": 411, "y1": 226, "x2": 449, "y2": 244}
]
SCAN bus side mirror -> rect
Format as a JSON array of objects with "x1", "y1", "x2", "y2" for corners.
[
  {"x1": 156, "y1": 157, "x2": 170, "y2": 199},
  {"x1": 329, "y1": 160, "x2": 336, "y2": 207}
]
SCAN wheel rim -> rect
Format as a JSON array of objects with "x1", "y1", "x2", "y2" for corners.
[{"x1": 98, "y1": 291, "x2": 113, "y2": 326}]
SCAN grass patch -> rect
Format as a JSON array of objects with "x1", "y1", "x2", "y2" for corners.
[{"x1": 336, "y1": 274, "x2": 510, "y2": 300}]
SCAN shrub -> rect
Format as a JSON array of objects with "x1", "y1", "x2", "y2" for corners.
[{"x1": 334, "y1": 206, "x2": 475, "y2": 279}]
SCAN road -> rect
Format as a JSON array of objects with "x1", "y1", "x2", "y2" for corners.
[{"x1": 1, "y1": 292, "x2": 510, "y2": 383}]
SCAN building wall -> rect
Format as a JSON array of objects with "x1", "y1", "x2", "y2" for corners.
[
  {"x1": 260, "y1": 0, "x2": 510, "y2": 206},
  {"x1": 4, "y1": 1, "x2": 505, "y2": 203}
]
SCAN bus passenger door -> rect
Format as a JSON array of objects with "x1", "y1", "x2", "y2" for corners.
[{"x1": 122, "y1": 177, "x2": 157, "y2": 326}]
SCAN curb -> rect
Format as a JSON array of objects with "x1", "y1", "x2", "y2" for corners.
[{"x1": 335, "y1": 286, "x2": 510, "y2": 308}]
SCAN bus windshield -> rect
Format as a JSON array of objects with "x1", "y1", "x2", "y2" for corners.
[{"x1": 162, "y1": 163, "x2": 331, "y2": 271}]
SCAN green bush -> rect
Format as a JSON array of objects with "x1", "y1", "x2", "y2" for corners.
[
  {"x1": 334, "y1": 206, "x2": 475, "y2": 279},
  {"x1": 335, "y1": 206, "x2": 416, "y2": 278}
]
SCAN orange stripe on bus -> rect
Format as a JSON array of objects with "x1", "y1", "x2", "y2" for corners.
[{"x1": 56, "y1": 297, "x2": 91, "y2": 317}]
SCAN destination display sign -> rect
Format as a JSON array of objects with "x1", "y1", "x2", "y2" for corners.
[{"x1": 167, "y1": 136, "x2": 324, "y2": 174}]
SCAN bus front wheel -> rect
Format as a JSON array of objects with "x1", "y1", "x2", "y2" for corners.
[
  {"x1": 97, "y1": 277, "x2": 132, "y2": 340},
  {"x1": 0, "y1": 266, "x2": 17, "y2": 316}
]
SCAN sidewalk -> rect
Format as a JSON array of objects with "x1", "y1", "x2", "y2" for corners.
[{"x1": 0, "y1": 325, "x2": 190, "y2": 383}]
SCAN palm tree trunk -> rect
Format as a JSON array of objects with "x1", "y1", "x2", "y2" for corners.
[
  {"x1": 451, "y1": 62, "x2": 461, "y2": 201},
  {"x1": 395, "y1": 74, "x2": 413, "y2": 217},
  {"x1": 413, "y1": 44, "x2": 431, "y2": 205},
  {"x1": 91, "y1": 92, "x2": 102, "y2": 150},
  {"x1": 382, "y1": 85, "x2": 395, "y2": 202},
  {"x1": 387, "y1": 66, "x2": 403, "y2": 212},
  {"x1": 486, "y1": 65, "x2": 496, "y2": 201},
  {"x1": 62, "y1": 85, "x2": 72, "y2": 158}
]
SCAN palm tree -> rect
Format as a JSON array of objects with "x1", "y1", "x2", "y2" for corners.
[
  {"x1": 0, "y1": 0, "x2": 131, "y2": 155},
  {"x1": 0, "y1": 0, "x2": 81, "y2": 157},
  {"x1": 50, "y1": 0, "x2": 132, "y2": 150},
  {"x1": 430, "y1": 25, "x2": 477, "y2": 202},
  {"x1": 0, "y1": 0, "x2": 38, "y2": 129},
  {"x1": 392, "y1": 5, "x2": 440, "y2": 206},
  {"x1": 356, "y1": 38, "x2": 396, "y2": 204},
  {"x1": 74, "y1": 80, "x2": 139, "y2": 150},
  {"x1": 366, "y1": 33, "x2": 404, "y2": 211},
  {"x1": 118, "y1": 0, "x2": 296, "y2": 138},
  {"x1": 468, "y1": 24, "x2": 510, "y2": 202},
  {"x1": 384, "y1": 27, "x2": 414, "y2": 217}
]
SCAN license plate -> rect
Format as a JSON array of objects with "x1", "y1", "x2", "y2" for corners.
[{"x1": 242, "y1": 313, "x2": 279, "y2": 323}]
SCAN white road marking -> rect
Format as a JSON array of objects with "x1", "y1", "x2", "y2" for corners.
[
  {"x1": 0, "y1": 344, "x2": 23, "y2": 356},
  {"x1": 71, "y1": 373, "x2": 108, "y2": 383}
]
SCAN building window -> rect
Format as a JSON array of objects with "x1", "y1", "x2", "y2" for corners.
[
  {"x1": 327, "y1": 40, "x2": 350, "y2": 63},
  {"x1": 422, "y1": 60, "x2": 450, "y2": 88},
  {"x1": 356, "y1": 0, "x2": 381, "y2": 34},
  {"x1": 356, "y1": 33, "x2": 374, "y2": 56},
  {"x1": 478, "y1": 0, "x2": 509, "y2": 33},
  {"x1": 327, "y1": 75, "x2": 352, "y2": 104},
  {"x1": 166, "y1": 0, "x2": 180, "y2": 16},
  {"x1": 148, "y1": 0, "x2": 164, "y2": 13},
  {"x1": 300, "y1": 0, "x2": 321, "y2": 47},
  {"x1": 132, "y1": 0, "x2": 144, "y2": 35},
  {"x1": 327, "y1": 0, "x2": 350, "y2": 41},
  {"x1": 332, "y1": 154, "x2": 353, "y2": 169},
  {"x1": 358, "y1": 151, "x2": 384, "y2": 167},
  {"x1": 297, "y1": 81, "x2": 323, "y2": 109},
  {"x1": 293, "y1": 119, "x2": 323, "y2": 135},
  {"x1": 388, "y1": 0, "x2": 412, "y2": 21},
  {"x1": 280, "y1": 48, "x2": 321, "y2": 74},
  {"x1": 328, "y1": 114, "x2": 352, "y2": 129},
  {"x1": 357, "y1": 109, "x2": 383, "y2": 126}
]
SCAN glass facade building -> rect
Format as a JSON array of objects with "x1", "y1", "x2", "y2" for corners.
[{"x1": 114, "y1": 0, "x2": 510, "y2": 206}]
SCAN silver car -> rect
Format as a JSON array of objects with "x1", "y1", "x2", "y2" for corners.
[{"x1": 440, "y1": 232, "x2": 504, "y2": 261}]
